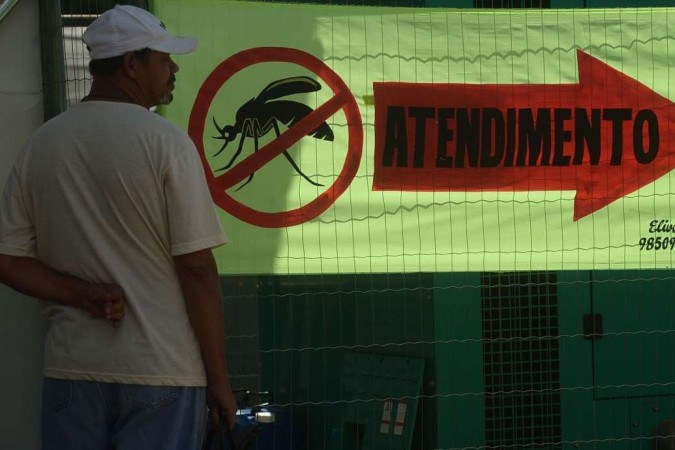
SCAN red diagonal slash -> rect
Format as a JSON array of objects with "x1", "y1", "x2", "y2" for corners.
[{"x1": 215, "y1": 90, "x2": 350, "y2": 191}]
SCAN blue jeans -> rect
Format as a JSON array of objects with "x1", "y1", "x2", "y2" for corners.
[{"x1": 41, "y1": 378, "x2": 207, "y2": 450}]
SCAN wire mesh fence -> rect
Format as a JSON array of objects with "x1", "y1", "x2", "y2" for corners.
[{"x1": 47, "y1": 0, "x2": 675, "y2": 449}]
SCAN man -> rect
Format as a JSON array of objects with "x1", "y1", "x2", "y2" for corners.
[{"x1": 0, "y1": 5, "x2": 236, "y2": 449}]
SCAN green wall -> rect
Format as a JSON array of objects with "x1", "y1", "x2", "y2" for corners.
[
  {"x1": 259, "y1": 274, "x2": 437, "y2": 449},
  {"x1": 256, "y1": 269, "x2": 675, "y2": 449}
]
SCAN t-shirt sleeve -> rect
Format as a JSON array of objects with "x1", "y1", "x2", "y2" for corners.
[
  {"x1": 0, "y1": 159, "x2": 37, "y2": 257},
  {"x1": 164, "y1": 142, "x2": 227, "y2": 256}
]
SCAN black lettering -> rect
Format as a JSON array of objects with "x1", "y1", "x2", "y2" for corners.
[
  {"x1": 573, "y1": 108, "x2": 601, "y2": 165},
  {"x1": 409, "y1": 107, "x2": 435, "y2": 168},
  {"x1": 385, "y1": 105, "x2": 653, "y2": 172},
  {"x1": 504, "y1": 109, "x2": 517, "y2": 167},
  {"x1": 383, "y1": 106, "x2": 408, "y2": 167},
  {"x1": 603, "y1": 108, "x2": 632, "y2": 165},
  {"x1": 633, "y1": 109, "x2": 659, "y2": 164},
  {"x1": 455, "y1": 108, "x2": 480, "y2": 168},
  {"x1": 518, "y1": 109, "x2": 551, "y2": 166},
  {"x1": 650, "y1": 219, "x2": 658, "y2": 233},
  {"x1": 481, "y1": 108, "x2": 505, "y2": 167},
  {"x1": 553, "y1": 108, "x2": 572, "y2": 166},
  {"x1": 437, "y1": 108, "x2": 455, "y2": 168}
]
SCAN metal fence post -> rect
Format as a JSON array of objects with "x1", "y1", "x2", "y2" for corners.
[{"x1": 39, "y1": 0, "x2": 66, "y2": 121}]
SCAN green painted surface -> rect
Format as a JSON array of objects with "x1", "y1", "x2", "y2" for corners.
[
  {"x1": 433, "y1": 272, "x2": 485, "y2": 449},
  {"x1": 258, "y1": 273, "x2": 436, "y2": 449},
  {"x1": 558, "y1": 270, "x2": 596, "y2": 449},
  {"x1": 256, "y1": 270, "x2": 675, "y2": 449},
  {"x1": 592, "y1": 270, "x2": 675, "y2": 400}
]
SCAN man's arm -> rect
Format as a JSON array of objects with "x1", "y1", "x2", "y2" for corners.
[
  {"x1": 173, "y1": 248, "x2": 237, "y2": 428},
  {"x1": 0, "y1": 254, "x2": 126, "y2": 327}
]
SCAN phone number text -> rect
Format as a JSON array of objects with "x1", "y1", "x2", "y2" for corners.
[{"x1": 639, "y1": 236, "x2": 675, "y2": 251}]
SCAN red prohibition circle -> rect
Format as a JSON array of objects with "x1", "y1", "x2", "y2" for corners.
[{"x1": 188, "y1": 47, "x2": 363, "y2": 228}]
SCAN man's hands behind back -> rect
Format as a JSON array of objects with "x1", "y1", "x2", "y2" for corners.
[{"x1": 79, "y1": 283, "x2": 126, "y2": 328}]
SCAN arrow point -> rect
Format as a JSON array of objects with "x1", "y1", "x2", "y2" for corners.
[
  {"x1": 572, "y1": 49, "x2": 675, "y2": 221},
  {"x1": 573, "y1": 193, "x2": 611, "y2": 222},
  {"x1": 575, "y1": 48, "x2": 590, "y2": 85},
  {"x1": 575, "y1": 49, "x2": 608, "y2": 90},
  {"x1": 573, "y1": 180, "x2": 600, "y2": 221},
  {"x1": 575, "y1": 49, "x2": 637, "y2": 99}
]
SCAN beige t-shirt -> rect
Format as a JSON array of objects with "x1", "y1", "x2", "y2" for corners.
[{"x1": 0, "y1": 101, "x2": 227, "y2": 386}]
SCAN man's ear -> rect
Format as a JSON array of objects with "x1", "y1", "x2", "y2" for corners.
[{"x1": 122, "y1": 53, "x2": 140, "y2": 79}]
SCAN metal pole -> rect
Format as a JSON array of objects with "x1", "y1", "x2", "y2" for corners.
[{"x1": 38, "y1": 0, "x2": 66, "y2": 121}]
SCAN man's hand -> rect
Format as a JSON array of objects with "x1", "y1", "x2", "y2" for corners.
[
  {"x1": 0, "y1": 255, "x2": 126, "y2": 327},
  {"x1": 207, "y1": 380, "x2": 238, "y2": 429},
  {"x1": 79, "y1": 283, "x2": 126, "y2": 328}
]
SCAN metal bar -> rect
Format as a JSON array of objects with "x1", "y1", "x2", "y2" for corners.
[{"x1": 39, "y1": 0, "x2": 66, "y2": 121}]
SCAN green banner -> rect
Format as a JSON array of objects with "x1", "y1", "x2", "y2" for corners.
[{"x1": 154, "y1": 0, "x2": 675, "y2": 274}]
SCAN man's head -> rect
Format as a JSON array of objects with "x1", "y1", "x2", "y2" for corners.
[{"x1": 82, "y1": 5, "x2": 197, "y2": 107}]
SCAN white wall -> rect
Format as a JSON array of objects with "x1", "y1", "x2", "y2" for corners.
[{"x1": 0, "y1": 0, "x2": 45, "y2": 449}]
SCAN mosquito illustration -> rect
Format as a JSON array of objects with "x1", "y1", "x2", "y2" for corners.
[{"x1": 212, "y1": 76, "x2": 334, "y2": 190}]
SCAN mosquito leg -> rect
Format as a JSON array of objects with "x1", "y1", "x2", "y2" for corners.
[
  {"x1": 272, "y1": 121, "x2": 324, "y2": 187},
  {"x1": 234, "y1": 123, "x2": 258, "y2": 191},
  {"x1": 212, "y1": 117, "x2": 228, "y2": 157},
  {"x1": 213, "y1": 140, "x2": 228, "y2": 158},
  {"x1": 234, "y1": 173, "x2": 254, "y2": 191},
  {"x1": 282, "y1": 151, "x2": 323, "y2": 186},
  {"x1": 217, "y1": 127, "x2": 247, "y2": 171}
]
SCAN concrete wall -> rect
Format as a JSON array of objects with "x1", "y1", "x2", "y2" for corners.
[{"x1": 0, "y1": 0, "x2": 45, "y2": 449}]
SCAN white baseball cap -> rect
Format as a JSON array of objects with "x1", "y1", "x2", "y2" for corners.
[{"x1": 82, "y1": 5, "x2": 197, "y2": 60}]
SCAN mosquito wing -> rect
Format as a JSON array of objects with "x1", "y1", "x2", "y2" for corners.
[{"x1": 256, "y1": 76, "x2": 322, "y2": 103}]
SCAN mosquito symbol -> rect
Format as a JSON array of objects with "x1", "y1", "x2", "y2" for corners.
[{"x1": 212, "y1": 76, "x2": 335, "y2": 190}]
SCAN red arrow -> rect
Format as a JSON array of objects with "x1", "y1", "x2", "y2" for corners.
[{"x1": 373, "y1": 50, "x2": 675, "y2": 221}]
